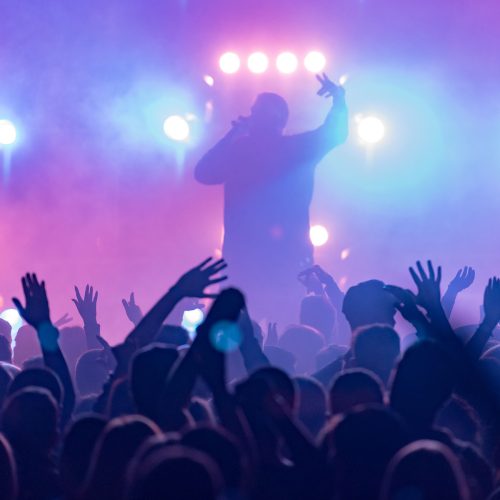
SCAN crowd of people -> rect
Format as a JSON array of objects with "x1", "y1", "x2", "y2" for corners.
[{"x1": 1, "y1": 257, "x2": 500, "y2": 499}]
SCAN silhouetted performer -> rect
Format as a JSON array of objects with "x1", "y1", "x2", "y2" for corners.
[{"x1": 195, "y1": 75, "x2": 348, "y2": 322}]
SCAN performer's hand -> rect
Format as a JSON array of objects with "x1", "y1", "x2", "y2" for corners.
[
  {"x1": 316, "y1": 73, "x2": 345, "y2": 100},
  {"x1": 230, "y1": 115, "x2": 251, "y2": 135}
]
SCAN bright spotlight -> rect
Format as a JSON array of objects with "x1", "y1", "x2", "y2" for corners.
[
  {"x1": 248, "y1": 52, "x2": 269, "y2": 74},
  {"x1": 357, "y1": 116, "x2": 385, "y2": 144},
  {"x1": 219, "y1": 52, "x2": 240, "y2": 74},
  {"x1": 276, "y1": 52, "x2": 298, "y2": 74},
  {"x1": 0, "y1": 120, "x2": 17, "y2": 145},
  {"x1": 309, "y1": 225, "x2": 329, "y2": 247},
  {"x1": 163, "y1": 115, "x2": 190, "y2": 142},
  {"x1": 304, "y1": 51, "x2": 326, "y2": 73},
  {"x1": 0, "y1": 308, "x2": 23, "y2": 335}
]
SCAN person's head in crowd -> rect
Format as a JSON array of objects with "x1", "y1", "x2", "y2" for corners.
[
  {"x1": 342, "y1": 280, "x2": 397, "y2": 330},
  {"x1": 2, "y1": 388, "x2": 60, "y2": 465},
  {"x1": 390, "y1": 340, "x2": 456, "y2": 432},
  {"x1": 249, "y1": 92, "x2": 289, "y2": 136},
  {"x1": 60, "y1": 414, "x2": 107, "y2": 500},
  {"x1": 76, "y1": 349, "x2": 109, "y2": 396},
  {"x1": 0, "y1": 335, "x2": 12, "y2": 363},
  {"x1": 131, "y1": 344, "x2": 179, "y2": 422},
  {"x1": 182, "y1": 425, "x2": 245, "y2": 491},
  {"x1": 329, "y1": 368, "x2": 384, "y2": 416},
  {"x1": 294, "y1": 376, "x2": 328, "y2": 438},
  {"x1": 107, "y1": 376, "x2": 135, "y2": 418},
  {"x1": 381, "y1": 440, "x2": 469, "y2": 500},
  {"x1": 12, "y1": 325, "x2": 41, "y2": 366},
  {"x1": 59, "y1": 326, "x2": 88, "y2": 375},
  {"x1": 7, "y1": 367, "x2": 63, "y2": 407},
  {"x1": 0, "y1": 365, "x2": 13, "y2": 408},
  {"x1": 0, "y1": 318, "x2": 11, "y2": 340},
  {"x1": 436, "y1": 397, "x2": 482, "y2": 447},
  {"x1": 278, "y1": 325, "x2": 325, "y2": 374},
  {"x1": 352, "y1": 325, "x2": 400, "y2": 384},
  {"x1": 155, "y1": 325, "x2": 190, "y2": 347},
  {"x1": 263, "y1": 346, "x2": 296, "y2": 375},
  {"x1": 0, "y1": 433, "x2": 17, "y2": 500},
  {"x1": 84, "y1": 415, "x2": 160, "y2": 500},
  {"x1": 300, "y1": 295, "x2": 336, "y2": 343},
  {"x1": 125, "y1": 446, "x2": 222, "y2": 500},
  {"x1": 324, "y1": 406, "x2": 409, "y2": 499}
]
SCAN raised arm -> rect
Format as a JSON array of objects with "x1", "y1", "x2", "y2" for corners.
[
  {"x1": 291, "y1": 74, "x2": 348, "y2": 161},
  {"x1": 13, "y1": 273, "x2": 75, "y2": 424},
  {"x1": 73, "y1": 285, "x2": 101, "y2": 349},
  {"x1": 441, "y1": 267, "x2": 475, "y2": 319}
]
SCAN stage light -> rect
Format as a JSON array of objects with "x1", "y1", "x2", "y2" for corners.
[
  {"x1": 203, "y1": 75, "x2": 215, "y2": 87},
  {"x1": 339, "y1": 74, "x2": 349, "y2": 86},
  {"x1": 276, "y1": 52, "x2": 298, "y2": 74},
  {"x1": 248, "y1": 52, "x2": 269, "y2": 74},
  {"x1": 163, "y1": 115, "x2": 190, "y2": 142},
  {"x1": 357, "y1": 116, "x2": 385, "y2": 144},
  {"x1": 0, "y1": 308, "x2": 23, "y2": 335},
  {"x1": 182, "y1": 308, "x2": 204, "y2": 336},
  {"x1": 0, "y1": 120, "x2": 17, "y2": 145},
  {"x1": 304, "y1": 51, "x2": 326, "y2": 73},
  {"x1": 219, "y1": 52, "x2": 240, "y2": 74},
  {"x1": 309, "y1": 225, "x2": 329, "y2": 247}
]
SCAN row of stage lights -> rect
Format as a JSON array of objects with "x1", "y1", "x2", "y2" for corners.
[{"x1": 218, "y1": 50, "x2": 328, "y2": 75}]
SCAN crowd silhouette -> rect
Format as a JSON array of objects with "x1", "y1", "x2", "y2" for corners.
[{"x1": 0, "y1": 257, "x2": 500, "y2": 500}]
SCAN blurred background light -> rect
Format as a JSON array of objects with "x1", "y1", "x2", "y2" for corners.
[
  {"x1": 309, "y1": 224, "x2": 329, "y2": 247},
  {"x1": 209, "y1": 321, "x2": 242, "y2": 353},
  {"x1": 248, "y1": 52, "x2": 269, "y2": 74},
  {"x1": 203, "y1": 75, "x2": 215, "y2": 87},
  {"x1": 0, "y1": 308, "x2": 23, "y2": 335},
  {"x1": 219, "y1": 52, "x2": 240, "y2": 74},
  {"x1": 0, "y1": 119, "x2": 17, "y2": 145},
  {"x1": 163, "y1": 115, "x2": 190, "y2": 142},
  {"x1": 357, "y1": 115, "x2": 385, "y2": 144},
  {"x1": 304, "y1": 51, "x2": 326, "y2": 73},
  {"x1": 276, "y1": 52, "x2": 298, "y2": 74}
]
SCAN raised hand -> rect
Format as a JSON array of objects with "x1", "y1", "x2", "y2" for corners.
[
  {"x1": 72, "y1": 285, "x2": 98, "y2": 325},
  {"x1": 448, "y1": 267, "x2": 475, "y2": 293},
  {"x1": 13, "y1": 273, "x2": 51, "y2": 328},
  {"x1": 298, "y1": 268, "x2": 324, "y2": 295},
  {"x1": 483, "y1": 277, "x2": 500, "y2": 327},
  {"x1": 172, "y1": 257, "x2": 228, "y2": 299},
  {"x1": 121, "y1": 292, "x2": 143, "y2": 326},
  {"x1": 316, "y1": 73, "x2": 345, "y2": 100},
  {"x1": 409, "y1": 260, "x2": 442, "y2": 311},
  {"x1": 53, "y1": 313, "x2": 73, "y2": 329}
]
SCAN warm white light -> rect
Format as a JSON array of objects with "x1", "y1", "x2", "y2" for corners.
[
  {"x1": 219, "y1": 52, "x2": 241, "y2": 74},
  {"x1": 304, "y1": 51, "x2": 326, "y2": 73},
  {"x1": 0, "y1": 120, "x2": 17, "y2": 145},
  {"x1": 248, "y1": 52, "x2": 269, "y2": 74},
  {"x1": 339, "y1": 74, "x2": 349, "y2": 86},
  {"x1": 163, "y1": 115, "x2": 190, "y2": 141},
  {"x1": 357, "y1": 116, "x2": 385, "y2": 144},
  {"x1": 0, "y1": 308, "x2": 23, "y2": 335},
  {"x1": 340, "y1": 248, "x2": 350, "y2": 260},
  {"x1": 309, "y1": 225, "x2": 329, "y2": 247},
  {"x1": 276, "y1": 52, "x2": 298, "y2": 74},
  {"x1": 203, "y1": 75, "x2": 215, "y2": 87}
]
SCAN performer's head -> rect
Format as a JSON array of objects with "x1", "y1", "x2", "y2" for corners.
[{"x1": 249, "y1": 93, "x2": 289, "y2": 135}]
